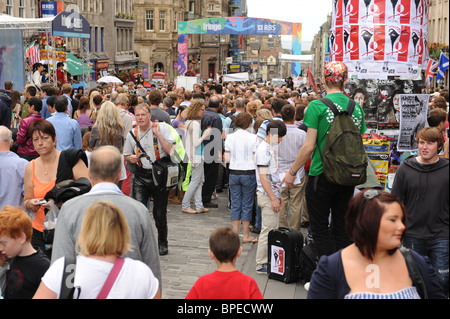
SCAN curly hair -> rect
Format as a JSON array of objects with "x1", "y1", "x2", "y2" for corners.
[{"x1": 186, "y1": 98, "x2": 206, "y2": 119}]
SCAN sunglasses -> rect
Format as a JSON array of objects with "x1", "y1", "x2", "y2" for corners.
[{"x1": 363, "y1": 189, "x2": 381, "y2": 200}]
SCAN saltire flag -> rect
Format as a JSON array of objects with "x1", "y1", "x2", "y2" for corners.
[
  {"x1": 436, "y1": 52, "x2": 449, "y2": 82},
  {"x1": 307, "y1": 66, "x2": 318, "y2": 92},
  {"x1": 425, "y1": 58, "x2": 439, "y2": 87}
]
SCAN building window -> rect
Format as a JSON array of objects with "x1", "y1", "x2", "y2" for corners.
[
  {"x1": 101, "y1": 27, "x2": 104, "y2": 52},
  {"x1": 30, "y1": 0, "x2": 36, "y2": 18},
  {"x1": 146, "y1": 10, "x2": 154, "y2": 31},
  {"x1": 94, "y1": 27, "x2": 98, "y2": 52},
  {"x1": 19, "y1": 0, "x2": 26, "y2": 17},
  {"x1": 160, "y1": 10, "x2": 166, "y2": 31},
  {"x1": 154, "y1": 62, "x2": 164, "y2": 73},
  {"x1": 6, "y1": 0, "x2": 13, "y2": 15},
  {"x1": 208, "y1": 4, "x2": 214, "y2": 12},
  {"x1": 174, "y1": 11, "x2": 178, "y2": 32}
]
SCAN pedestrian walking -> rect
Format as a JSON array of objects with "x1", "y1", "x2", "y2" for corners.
[
  {"x1": 182, "y1": 99, "x2": 211, "y2": 214},
  {"x1": 34, "y1": 201, "x2": 160, "y2": 299},
  {"x1": 224, "y1": 112, "x2": 258, "y2": 243}
]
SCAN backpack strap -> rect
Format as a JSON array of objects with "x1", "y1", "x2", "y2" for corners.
[
  {"x1": 320, "y1": 97, "x2": 356, "y2": 117},
  {"x1": 400, "y1": 247, "x2": 428, "y2": 299}
]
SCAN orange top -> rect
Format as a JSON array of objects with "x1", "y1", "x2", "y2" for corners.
[{"x1": 31, "y1": 160, "x2": 56, "y2": 232}]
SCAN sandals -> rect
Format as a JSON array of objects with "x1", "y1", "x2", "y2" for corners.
[
  {"x1": 242, "y1": 237, "x2": 258, "y2": 243},
  {"x1": 182, "y1": 208, "x2": 198, "y2": 214},
  {"x1": 181, "y1": 208, "x2": 209, "y2": 214}
]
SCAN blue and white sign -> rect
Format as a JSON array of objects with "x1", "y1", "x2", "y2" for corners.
[{"x1": 52, "y1": 11, "x2": 90, "y2": 39}]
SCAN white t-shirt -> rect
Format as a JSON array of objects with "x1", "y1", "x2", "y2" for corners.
[
  {"x1": 42, "y1": 256, "x2": 159, "y2": 299},
  {"x1": 255, "y1": 140, "x2": 281, "y2": 199},
  {"x1": 123, "y1": 123, "x2": 174, "y2": 170},
  {"x1": 224, "y1": 129, "x2": 258, "y2": 171}
]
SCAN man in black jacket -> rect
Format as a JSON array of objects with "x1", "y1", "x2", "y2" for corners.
[{"x1": 201, "y1": 95, "x2": 223, "y2": 208}]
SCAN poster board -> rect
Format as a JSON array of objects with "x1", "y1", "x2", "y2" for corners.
[
  {"x1": 397, "y1": 94, "x2": 429, "y2": 151},
  {"x1": 176, "y1": 76, "x2": 198, "y2": 91},
  {"x1": 330, "y1": 0, "x2": 429, "y2": 79}
]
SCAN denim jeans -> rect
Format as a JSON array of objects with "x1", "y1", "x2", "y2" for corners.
[
  {"x1": 229, "y1": 173, "x2": 256, "y2": 221},
  {"x1": 403, "y1": 236, "x2": 449, "y2": 295},
  {"x1": 182, "y1": 162, "x2": 204, "y2": 210}
]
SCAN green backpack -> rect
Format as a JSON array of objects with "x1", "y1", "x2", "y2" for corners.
[{"x1": 317, "y1": 98, "x2": 367, "y2": 186}]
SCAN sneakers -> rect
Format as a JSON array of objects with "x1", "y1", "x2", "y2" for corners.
[
  {"x1": 304, "y1": 282, "x2": 310, "y2": 291},
  {"x1": 256, "y1": 265, "x2": 268, "y2": 275}
]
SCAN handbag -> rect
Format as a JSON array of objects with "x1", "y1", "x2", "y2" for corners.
[
  {"x1": 128, "y1": 129, "x2": 178, "y2": 190},
  {"x1": 59, "y1": 256, "x2": 125, "y2": 299},
  {"x1": 97, "y1": 257, "x2": 125, "y2": 299},
  {"x1": 400, "y1": 246, "x2": 428, "y2": 299}
]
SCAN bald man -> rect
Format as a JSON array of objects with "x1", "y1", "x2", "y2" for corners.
[{"x1": 51, "y1": 146, "x2": 162, "y2": 291}]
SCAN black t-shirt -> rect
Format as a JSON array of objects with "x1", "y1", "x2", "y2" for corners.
[{"x1": 5, "y1": 248, "x2": 50, "y2": 299}]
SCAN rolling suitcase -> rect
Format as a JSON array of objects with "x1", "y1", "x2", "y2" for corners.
[{"x1": 268, "y1": 227, "x2": 303, "y2": 283}]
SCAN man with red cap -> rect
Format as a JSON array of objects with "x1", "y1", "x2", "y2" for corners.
[{"x1": 284, "y1": 62, "x2": 367, "y2": 259}]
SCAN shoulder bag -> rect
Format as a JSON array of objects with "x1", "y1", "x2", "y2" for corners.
[
  {"x1": 60, "y1": 256, "x2": 125, "y2": 299},
  {"x1": 128, "y1": 129, "x2": 178, "y2": 190},
  {"x1": 400, "y1": 246, "x2": 428, "y2": 299}
]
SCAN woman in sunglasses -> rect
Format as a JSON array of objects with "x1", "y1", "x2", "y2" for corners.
[{"x1": 307, "y1": 189, "x2": 446, "y2": 299}]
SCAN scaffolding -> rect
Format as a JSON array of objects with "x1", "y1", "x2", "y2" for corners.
[{"x1": 0, "y1": 13, "x2": 90, "y2": 89}]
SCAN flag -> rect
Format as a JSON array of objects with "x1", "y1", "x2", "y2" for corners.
[
  {"x1": 307, "y1": 66, "x2": 318, "y2": 92},
  {"x1": 436, "y1": 52, "x2": 449, "y2": 82},
  {"x1": 425, "y1": 58, "x2": 439, "y2": 87},
  {"x1": 25, "y1": 41, "x2": 40, "y2": 67}
]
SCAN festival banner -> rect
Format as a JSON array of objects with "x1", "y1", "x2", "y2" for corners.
[{"x1": 178, "y1": 17, "x2": 302, "y2": 77}]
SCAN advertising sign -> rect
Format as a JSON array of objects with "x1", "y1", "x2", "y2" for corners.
[
  {"x1": 40, "y1": 1, "x2": 64, "y2": 18},
  {"x1": 178, "y1": 17, "x2": 302, "y2": 77}
]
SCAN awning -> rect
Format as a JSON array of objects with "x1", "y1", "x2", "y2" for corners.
[{"x1": 66, "y1": 52, "x2": 93, "y2": 76}]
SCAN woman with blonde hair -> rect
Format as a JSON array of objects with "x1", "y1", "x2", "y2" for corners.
[
  {"x1": 89, "y1": 101, "x2": 125, "y2": 152},
  {"x1": 89, "y1": 101, "x2": 127, "y2": 185},
  {"x1": 88, "y1": 90, "x2": 100, "y2": 110},
  {"x1": 33, "y1": 201, "x2": 161, "y2": 299},
  {"x1": 255, "y1": 108, "x2": 273, "y2": 120},
  {"x1": 182, "y1": 99, "x2": 211, "y2": 214}
]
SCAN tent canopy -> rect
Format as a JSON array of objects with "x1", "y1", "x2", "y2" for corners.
[
  {"x1": 66, "y1": 52, "x2": 93, "y2": 76},
  {"x1": 0, "y1": 14, "x2": 53, "y2": 30}
]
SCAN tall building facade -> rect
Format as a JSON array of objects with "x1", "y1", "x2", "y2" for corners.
[{"x1": 134, "y1": 0, "x2": 185, "y2": 82}]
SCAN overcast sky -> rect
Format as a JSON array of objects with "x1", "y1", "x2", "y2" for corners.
[{"x1": 246, "y1": 0, "x2": 333, "y2": 48}]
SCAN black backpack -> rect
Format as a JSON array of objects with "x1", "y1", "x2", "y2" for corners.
[
  {"x1": 317, "y1": 98, "x2": 367, "y2": 186},
  {"x1": 298, "y1": 239, "x2": 319, "y2": 283}
]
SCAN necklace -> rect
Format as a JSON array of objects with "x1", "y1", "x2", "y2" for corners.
[{"x1": 41, "y1": 155, "x2": 57, "y2": 175}]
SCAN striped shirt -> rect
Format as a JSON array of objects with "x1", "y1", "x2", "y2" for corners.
[{"x1": 345, "y1": 286, "x2": 421, "y2": 299}]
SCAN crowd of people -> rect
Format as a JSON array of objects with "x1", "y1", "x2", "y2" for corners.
[{"x1": 0, "y1": 60, "x2": 448, "y2": 299}]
